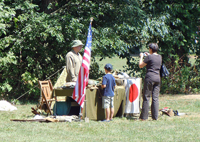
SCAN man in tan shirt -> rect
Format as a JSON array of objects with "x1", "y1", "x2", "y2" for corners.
[{"x1": 65, "y1": 40, "x2": 84, "y2": 82}]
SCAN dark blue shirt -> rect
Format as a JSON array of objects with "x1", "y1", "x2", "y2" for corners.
[{"x1": 102, "y1": 74, "x2": 116, "y2": 97}]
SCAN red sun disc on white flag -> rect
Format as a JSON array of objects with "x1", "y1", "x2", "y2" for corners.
[{"x1": 129, "y1": 84, "x2": 138, "y2": 102}]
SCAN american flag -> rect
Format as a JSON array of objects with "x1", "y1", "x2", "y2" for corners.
[{"x1": 72, "y1": 23, "x2": 92, "y2": 108}]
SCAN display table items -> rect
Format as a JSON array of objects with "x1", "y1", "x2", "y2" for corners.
[{"x1": 53, "y1": 86, "x2": 126, "y2": 121}]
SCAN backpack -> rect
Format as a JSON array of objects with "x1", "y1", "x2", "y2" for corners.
[{"x1": 160, "y1": 63, "x2": 170, "y2": 78}]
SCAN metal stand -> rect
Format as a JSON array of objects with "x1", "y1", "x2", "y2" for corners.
[
  {"x1": 78, "y1": 106, "x2": 82, "y2": 120},
  {"x1": 84, "y1": 100, "x2": 89, "y2": 123}
]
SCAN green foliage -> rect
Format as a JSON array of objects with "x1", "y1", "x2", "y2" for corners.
[
  {"x1": 0, "y1": 1, "x2": 15, "y2": 36},
  {"x1": 123, "y1": 0, "x2": 200, "y2": 94},
  {"x1": 0, "y1": 0, "x2": 200, "y2": 101},
  {"x1": 160, "y1": 55, "x2": 200, "y2": 94},
  {"x1": 0, "y1": 0, "x2": 67, "y2": 100}
]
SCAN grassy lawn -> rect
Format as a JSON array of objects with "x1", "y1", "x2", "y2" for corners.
[
  {"x1": 95, "y1": 56, "x2": 128, "y2": 72},
  {"x1": 1, "y1": 94, "x2": 200, "y2": 142}
]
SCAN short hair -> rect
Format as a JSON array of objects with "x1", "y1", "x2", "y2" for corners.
[{"x1": 148, "y1": 43, "x2": 159, "y2": 53}]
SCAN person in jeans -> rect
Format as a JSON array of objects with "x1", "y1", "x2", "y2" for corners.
[
  {"x1": 139, "y1": 43, "x2": 162, "y2": 120},
  {"x1": 101, "y1": 63, "x2": 116, "y2": 122}
]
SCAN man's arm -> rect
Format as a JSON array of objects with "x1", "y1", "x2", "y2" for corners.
[{"x1": 66, "y1": 55, "x2": 77, "y2": 81}]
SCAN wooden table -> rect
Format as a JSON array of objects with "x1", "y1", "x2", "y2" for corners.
[{"x1": 53, "y1": 86, "x2": 126, "y2": 121}]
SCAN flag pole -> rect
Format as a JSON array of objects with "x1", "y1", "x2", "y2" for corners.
[
  {"x1": 84, "y1": 17, "x2": 93, "y2": 123},
  {"x1": 76, "y1": 17, "x2": 93, "y2": 121}
]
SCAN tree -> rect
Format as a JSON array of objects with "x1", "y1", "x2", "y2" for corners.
[
  {"x1": 0, "y1": 0, "x2": 199, "y2": 101},
  {"x1": 140, "y1": 0, "x2": 200, "y2": 93},
  {"x1": 0, "y1": 1, "x2": 16, "y2": 97}
]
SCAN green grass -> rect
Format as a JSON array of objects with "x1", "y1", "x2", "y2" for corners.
[
  {"x1": 1, "y1": 94, "x2": 200, "y2": 142},
  {"x1": 95, "y1": 56, "x2": 128, "y2": 71}
]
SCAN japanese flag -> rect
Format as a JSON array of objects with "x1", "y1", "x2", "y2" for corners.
[{"x1": 124, "y1": 78, "x2": 142, "y2": 113}]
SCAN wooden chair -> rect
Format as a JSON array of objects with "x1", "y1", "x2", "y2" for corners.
[{"x1": 38, "y1": 80, "x2": 54, "y2": 115}]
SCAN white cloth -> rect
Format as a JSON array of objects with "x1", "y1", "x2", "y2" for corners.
[
  {"x1": 0, "y1": 100, "x2": 17, "y2": 111},
  {"x1": 124, "y1": 78, "x2": 141, "y2": 113}
]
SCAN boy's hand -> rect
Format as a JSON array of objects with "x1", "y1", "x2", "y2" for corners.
[{"x1": 101, "y1": 84, "x2": 106, "y2": 89}]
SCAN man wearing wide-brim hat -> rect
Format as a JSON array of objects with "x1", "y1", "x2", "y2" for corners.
[{"x1": 65, "y1": 40, "x2": 84, "y2": 82}]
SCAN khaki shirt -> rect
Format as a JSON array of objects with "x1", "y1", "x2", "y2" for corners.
[{"x1": 65, "y1": 50, "x2": 82, "y2": 82}]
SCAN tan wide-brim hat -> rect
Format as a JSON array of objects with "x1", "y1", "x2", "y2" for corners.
[{"x1": 71, "y1": 40, "x2": 84, "y2": 48}]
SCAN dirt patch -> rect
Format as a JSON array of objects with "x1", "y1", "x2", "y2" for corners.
[
  {"x1": 160, "y1": 94, "x2": 200, "y2": 100},
  {"x1": 182, "y1": 114, "x2": 200, "y2": 118},
  {"x1": 173, "y1": 94, "x2": 200, "y2": 100}
]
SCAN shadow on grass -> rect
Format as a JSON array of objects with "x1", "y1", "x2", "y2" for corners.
[{"x1": 125, "y1": 113, "x2": 140, "y2": 120}]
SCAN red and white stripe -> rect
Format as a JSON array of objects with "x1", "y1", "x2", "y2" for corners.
[{"x1": 72, "y1": 24, "x2": 92, "y2": 108}]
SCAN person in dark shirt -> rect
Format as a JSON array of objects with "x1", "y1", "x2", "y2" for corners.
[
  {"x1": 101, "y1": 63, "x2": 116, "y2": 122},
  {"x1": 139, "y1": 43, "x2": 162, "y2": 120}
]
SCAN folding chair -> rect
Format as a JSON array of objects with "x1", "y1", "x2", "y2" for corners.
[{"x1": 38, "y1": 80, "x2": 55, "y2": 115}]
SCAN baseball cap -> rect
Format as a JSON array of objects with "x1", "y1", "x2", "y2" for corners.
[{"x1": 104, "y1": 63, "x2": 113, "y2": 71}]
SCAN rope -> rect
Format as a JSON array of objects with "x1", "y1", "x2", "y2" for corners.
[{"x1": 13, "y1": 66, "x2": 66, "y2": 104}]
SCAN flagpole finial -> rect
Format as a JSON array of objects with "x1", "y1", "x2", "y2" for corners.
[{"x1": 90, "y1": 17, "x2": 93, "y2": 24}]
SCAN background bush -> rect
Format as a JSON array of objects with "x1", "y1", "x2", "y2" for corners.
[{"x1": 0, "y1": 0, "x2": 199, "y2": 102}]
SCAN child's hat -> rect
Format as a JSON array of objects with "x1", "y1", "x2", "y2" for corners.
[{"x1": 104, "y1": 63, "x2": 113, "y2": 70}]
